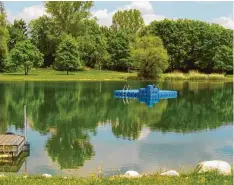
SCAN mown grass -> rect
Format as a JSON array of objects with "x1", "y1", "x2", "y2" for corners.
[
  {"x1": 0, "y1": 68, "x2": 136, "y2": 81},
  {"x1": 0, "y1": 172, "x2": 232, "y2": 185},
  {"x1": 0, "y1": 68, "x2": 232, "y2": 81}
]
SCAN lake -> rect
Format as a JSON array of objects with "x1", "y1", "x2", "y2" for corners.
[{"x1": 0, "y1": 81, "x2": 232, "y2": 176}]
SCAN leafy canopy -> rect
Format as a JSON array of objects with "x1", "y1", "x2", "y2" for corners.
[
  {"x1": 130, "y1": 35, "x2": 169, "y2": 79},
  {"x1": 7, "y1": 19, "x2": 27, "y2": 50},
  {"x1": 0, "y1": 2, "x2": 9, "y2": 71},
  {"x1": 112, "y1": 9, "x2": 144, "y2": 34},
  {"x1": 29, "y1": 15, "x2": 60, "y2": 66},
  {"x1": 8, "y1": 40, "x2": 43, "y2": 75},
  {"x1": 45, "y1": 1, "x2": 94, "y2": 37},
  {"x1": 54, "y1": 35, "x2": 83, "y2": 74}
]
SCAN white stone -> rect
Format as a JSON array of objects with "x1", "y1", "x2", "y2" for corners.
[
  {"x1": 0, "y1": 174, "x2": 6, "y2": 178},
  {"x1": 23, "y1": 175, "x2": 28, "y2": 178},
  {"x1": 42, "y1": 173, "x2": 52, "y2": 178},
  {"x1": 63, "y1": 176, "x2": 68, "y2": 179},
  {"x1": 124, "y1": 170, "x2": 141, "y2": 178},
  {"x1": 160, "y1": 170, "x2": 180, "y2": 176},
  {"x1": 195, "y1": 160, "x2": 231, "y2": 175}
]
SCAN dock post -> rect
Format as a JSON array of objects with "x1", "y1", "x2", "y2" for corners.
[{"x1": 24, "y1": 105, "x2": 27, "y2": 144}]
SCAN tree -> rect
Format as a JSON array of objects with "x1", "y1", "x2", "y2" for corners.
[
  {"x1": 147, "y1": 19, "x2": 233, "y2": 73},
  {"x1": 29, "y1": 15, "x2": 60, "y2": 67},
  {"x1": 107, "y1": 29, "x2": 133, "y2": 71},
  {"x1": 54, "y1": 35, "x2": 83, "y2": 74},
  {"x1": 0, "y1": 1, "x2": 9, "y2": 71},
  {"x1": 45, "y1": 1, "x2": 94, "y2": 37},
  {"x1": 112, "y1": 9, "x2": 144, "y2": 34},
  {"x1": 76, "y1": 20, "x2": 110, "y2": 69},
  {"x1": 12, "y1": 19, "x2": 27, "y2": 36},
  {"x1": 213, "y1": 45, "x2": 233, "y2": 73},
  {"x1": 8, "y1": 40, "x2": 43, "y2": 75},
  {"x1": 130, "y1": 35, "x2": 169, "y2": 79},
  {"x1": 7, "y1": 19, "x2": 28, "y2": 50}
]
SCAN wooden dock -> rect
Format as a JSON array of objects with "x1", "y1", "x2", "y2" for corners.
[{"x1": 0, "y1": 134, "x2": 29, "y2": 158}]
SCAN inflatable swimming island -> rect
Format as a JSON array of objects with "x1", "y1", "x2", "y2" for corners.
[{"x1": 113, "y1": 85, "x2": 177, "y2": 107}]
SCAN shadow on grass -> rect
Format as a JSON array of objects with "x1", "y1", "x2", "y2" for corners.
[
  {"x1": 4, "y1": 73, "x2": 39, "y2": 76},
  {"x1": 55, "y1": 73, "x2": 76, "y2": 76}
]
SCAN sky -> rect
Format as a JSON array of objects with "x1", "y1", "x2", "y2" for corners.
[{"x1": 3, "y1": 1, "x2": 234, "y2": 29}]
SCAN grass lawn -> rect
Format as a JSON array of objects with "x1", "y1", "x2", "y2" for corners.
[
  {"x1": 0, "y1": 68, "x2": 137, "y2": 81},
  {"x1": 0, "y1": 172, "x2": 232, "y2": 185}
]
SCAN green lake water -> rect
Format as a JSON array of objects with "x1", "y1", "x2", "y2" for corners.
[{"x1": 0, "y1": 81, "x2": 232, "y2": 176}]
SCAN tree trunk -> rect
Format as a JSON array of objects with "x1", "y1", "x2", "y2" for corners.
[
  {"x1": 24, "y1": 67, "x2": 28, "y2": 75},
  {"x1": 67, "y1": 70, "x2": 69, "y2": 75}
]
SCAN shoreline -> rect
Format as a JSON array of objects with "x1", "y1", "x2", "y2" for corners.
[
  {"x1": 0, "y1": 77, "x2": 232, "y2": 82},
  {"x1": 0, "y1": 171, "x2": 232, "y2": 185},
  {"x1": 0, "y1": 69, "x2": 232, "y2": 82}
]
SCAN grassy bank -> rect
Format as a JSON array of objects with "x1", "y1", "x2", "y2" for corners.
[
  {"x1": 0, "y1": 68, "x2": 232, "y2": 81},
  {"x1": 160, "y1": 71, "x2": 233, "y2": 81},
  {"x1": 0, "y1": 172, "x2": 232, "y2": 185},
  {"x1": 0, "y1": 68, "x2": 136, "y2": 81}
]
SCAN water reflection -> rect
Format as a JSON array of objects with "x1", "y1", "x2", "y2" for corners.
[
  {"x1": 0, "y1": 151, "x2": 29, "y2": 172},
  {"x1": 0, "y1": 81, "x2": 232, "y2": 171}
]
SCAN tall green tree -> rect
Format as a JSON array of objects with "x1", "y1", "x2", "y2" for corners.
[
  {"x1": 7, "y1": 19, "x2": 27, "y2": 50},
  {"x1": 29, "y1": 15, "x2": 60, "y2": 66},
  {"x1": 54, "y1": 35, "x2": 83, "y2": 74},
  {"x1": 130, "y1": 35, "x2": 169, "y2": 79},
  {"x1": 7, "y1": 40, "x2": 43, "y2": 75},
  {"x1": 107, "y1": 29, "x2": 133, "y2": 71},
  {"x1": 112, "y1": 9, "x2": 144, "y2": 34},
  {"x1": 12, "y1": 19, "x2": 27, "y2": 36},
  {"x1": 77, "y1": 20, "x2": 110, "y2": 69},
  {"x1": 45, "y1": 1, "x2": 94, "y2": 37},
  {"x1": 0, "y1": 1, "x2": 9, "y2": 71}
]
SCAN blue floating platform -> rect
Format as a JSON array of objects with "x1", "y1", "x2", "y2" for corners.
[{"x1": 113, "y1": 85, "x2": 177, "y2": 107}]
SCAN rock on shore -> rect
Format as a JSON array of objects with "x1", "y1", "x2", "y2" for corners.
[{"x1": 195, "y1": 160, "x2": 231, "y2": 175}]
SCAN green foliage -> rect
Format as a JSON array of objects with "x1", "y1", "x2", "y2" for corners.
[
  {"x1": 7, "y1": 19, "x2": 27, "y2": 50},
  {"x1": 147, "y1": 19, "x2": 233, "y2": 73},
  {"x1": 213, "y1": 45, "x2": 233, "y2": 73},
  {"x1": 130, "y1": 35, "x2": 169, "y2": 79},
  {"x1": 29, "y1": 15, "x2": 60, "y2": 66},
  {"x1": 54, "y1": 35, "x2": 83, "y2": 74},
  {"x1": 112, "y1": 9, "x2": 144, "y2": 34},
  {"x1": 107, "y1": 29, "x2": 133, "y2": 71},
  {"x1": 76, "y1": 20, "x2": 110, "y2": 68},
  {"x1": 7, "y1": 40, "x2": 43, "y2": 75},
  {"x1": 12, "y1": 19, "x2": 27, "y2": 36},
  {"x1": 45, "y1": 1, "x2": 94, "y2": 37},
  {"x1": 0, "y1": 1, "x2": 9, "y2": 71}
]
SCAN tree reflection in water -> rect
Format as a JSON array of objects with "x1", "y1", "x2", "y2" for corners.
[{"x1": 0, "y1": 81, "x2": 232, "y2": 169}]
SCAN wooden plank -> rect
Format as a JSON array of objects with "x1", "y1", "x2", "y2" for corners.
[
  {"x1": 3, "y1": 135, "x2": 13, "y2": 145},
  {"x1": 0, "y1": 136, "x2": 6, "y2": 144},
  {"x1": 13, "y1": 136, "x2": 24, "y2": 146},
  {"x1": 0, "y1": 135, "x2": 9, "y2": 144},
  {"x1": 7, "y1": 136, "x2": 16, "y2": 145},
  {"x1": 0, "y1": 135, "x2": 24, "y2": 146}
]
